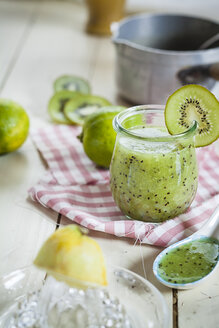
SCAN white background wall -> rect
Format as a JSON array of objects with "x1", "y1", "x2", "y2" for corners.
[
  {"x1": 125, "y1": 0, "x2": 219, "y2": 21},
  {"x1": 70, "y1": 0, "x2": 219, "y2": 21},
  {"x1": 2, "y1": 0, "x2": 218, "y2": 22}
]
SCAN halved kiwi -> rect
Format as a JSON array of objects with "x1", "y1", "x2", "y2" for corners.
[
  {"x1": 165, "y1": 85, "x2": 219, "y2": 147},
  {"x1": 53, "y1": 75, "x2": 91, "y2": 94},
  {"x1": 48, "y1": 90, "x2": 83, "y2": 124},
  {"x1": 64, "y1": 95, "x2": 112, "y2": 125}
]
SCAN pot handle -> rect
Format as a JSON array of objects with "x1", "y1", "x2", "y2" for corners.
[
  {"x1": 209, "y1": 63, "x2": 219, "y2": 80},
  {"x1": 177, "y1": 62, "x2": 219, "y2": 84}
]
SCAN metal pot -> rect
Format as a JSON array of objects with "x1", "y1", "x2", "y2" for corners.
[{"x1": 112, "y1": 13, "x2": 219, "y2": 104}]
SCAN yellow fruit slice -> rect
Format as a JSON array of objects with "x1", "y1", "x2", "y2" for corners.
[
  {"x1": 0, "y1": 99, "x2": 29, "y2": 154},
  {"x1": 34, "y1": 225, "x2": 107, "y2": 289}
]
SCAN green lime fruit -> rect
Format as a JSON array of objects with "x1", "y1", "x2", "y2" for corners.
[
  {"x1": 34, "y1": 225, "x2": 107, "y2": 289},
  {"x1": 81, "y1": 106, "x2": 126, "y2": 168},
  {"x1": 48, "y1": 90, "x2": 83, "y2": 124},
  {"x1": 53, "y1": 75, "x2": 91, "y2": 94},
  {"x1": 0, "y1": 99, "x2": 29, "y2": 155},
  {"x1": 165, "y1": 84, "x2": 219, "y2": 147},
  {"x1": 64, "y1": 95, "x2": 112, "y2": 126}
]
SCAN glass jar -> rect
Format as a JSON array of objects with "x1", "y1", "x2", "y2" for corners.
[{"x1": 110, "y1": 105, "x2": 198, "y2": 223}]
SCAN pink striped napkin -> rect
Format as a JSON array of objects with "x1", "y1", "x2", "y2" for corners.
[{"x1": 29, "y1": 124, "x2": 219, "y2": 247}]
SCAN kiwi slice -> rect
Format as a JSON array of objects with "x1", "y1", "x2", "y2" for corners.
[
  {"x1": 54, "y1": 75, "x2": 91, "y2": 94},
  {"x1": 48, "y1": 90, "x2": 83, "y2": 124},
  {"x1": 64, "y1": 95, "x2": 112, "y2": 125},
  {"x1": 165, "y1": 85, "x2": 219, "y2": 147}
]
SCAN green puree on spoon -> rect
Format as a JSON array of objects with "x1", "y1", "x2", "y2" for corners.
[
  {"x1": 157, "y1": 238, "x2": 219, "y2": 284},
  {"x1": 153, "y1": 205, "x2": 219, "y2": 289}
]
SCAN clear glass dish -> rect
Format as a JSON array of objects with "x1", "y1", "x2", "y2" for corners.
[{"x1": 0, "y1": 265, "x2": 170, "y2": 328}]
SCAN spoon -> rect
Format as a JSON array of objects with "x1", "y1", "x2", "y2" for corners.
[
  {"x1": 198, "y1": 33, "x2": 219, "y2": 50},
  {"x1": 153, "y1": 205, "x2": 219, "y2": 289},
  {"x1": 177, "y1": 32, "x2": 219, "y2": 88}
]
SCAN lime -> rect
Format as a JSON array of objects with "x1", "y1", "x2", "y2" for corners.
[
  {"x1": 0, "y1": 99, "x2": 29, "y2": 155},
  {"x1": 81, "y1": 106, "x2": 126, "y2": 168},
  {"x1": 34, "y1": 225, "x2": 107, "y2": 289},
  {"x1": 165, "y1": 85, "x2": 219, "y2": 147}
]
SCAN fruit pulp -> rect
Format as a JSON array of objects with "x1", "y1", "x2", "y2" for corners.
[
  {"x1": 110, "y1": 127, "x2": 198, "y2": 222},
  {"x1": 157, "y1": 238, "x2": 219, "y2": 284}
]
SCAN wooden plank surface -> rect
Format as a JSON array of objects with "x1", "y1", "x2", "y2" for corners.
[
  {"x1": 0, "y1": 1, "x2": 219, "y2": 327},
  {"x1": 1, "y1": 1, "x2": 100, "y2": 120},
  {"x1": 0, "y1": 1, "x2": 58, "y2": 275},
  {"x1": 178, "y1": 270, "x2": 219, "y2": 328},
  {"x1": 0, "y1": 1, "x2": 37, "y2": 91},
  {"x1": 0, "y1": 136, "x2": 57, "y2": 275}
]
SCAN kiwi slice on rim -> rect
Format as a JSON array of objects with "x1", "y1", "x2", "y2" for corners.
[
  {"x1": 48, "y1": 90, "x2": 83, "y2": 124},
  {"x1": 165, "y1": 85, "x2": 219, "y2": 147},
  {"x1": 64, "y1": 95, "x2": 112, "y2": 125},
  {"x1": 54, "y1": 75, "x2": 91, "y2": 94}
]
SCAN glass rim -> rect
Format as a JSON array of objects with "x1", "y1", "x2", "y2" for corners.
[{"x1": 113, "y1": 104, "x2": 198, "y2": 142}]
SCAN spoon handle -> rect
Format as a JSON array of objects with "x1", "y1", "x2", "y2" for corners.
[
  {"x1": 177, "y1": 62, "x2": 219, "y2": 85},
  {"x1": 199, "y1": 33, "x2": 219, "y2": 50},
  {"x1": 194, "y1": 204, "x2": 219, "y2": 238}
]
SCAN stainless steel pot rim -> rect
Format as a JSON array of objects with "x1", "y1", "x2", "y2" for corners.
[
  {"x1": 112, "y1": 12, "x2": 219, "y2": 56},
  {"x1": 113, "y1": 104, "x2": 198, "y2": 142}
]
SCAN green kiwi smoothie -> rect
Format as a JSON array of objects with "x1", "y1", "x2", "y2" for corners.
[{"x1": 110, "y1": 127, "x2": 198, "y2": 222}]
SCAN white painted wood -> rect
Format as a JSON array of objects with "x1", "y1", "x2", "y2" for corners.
[
  {"x1": 1, "y1": 1, "x2": 100, "y2": 122},
  {"x1": 0, "y1": 1, "x2": 57, "y2": 276},
  {"x1": 0, "y1": 1, "x2": 37, "y2": 90},
  {"x1": 0, "y1": 134, "x2": 57, "y2": 276},
  {"x1": 0, "y1": 1, "x2": 219, "y2": 327},
  {"x1": 178, "y1": 266, "x2": 219, "y2": 328},
  {"x1": 90, "y1": 38, "x2": 117, "y2": 104}
]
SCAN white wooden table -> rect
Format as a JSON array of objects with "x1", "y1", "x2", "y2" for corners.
[{"x1": 0, "y1": 1, "x2": 219, "y2": 327}]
